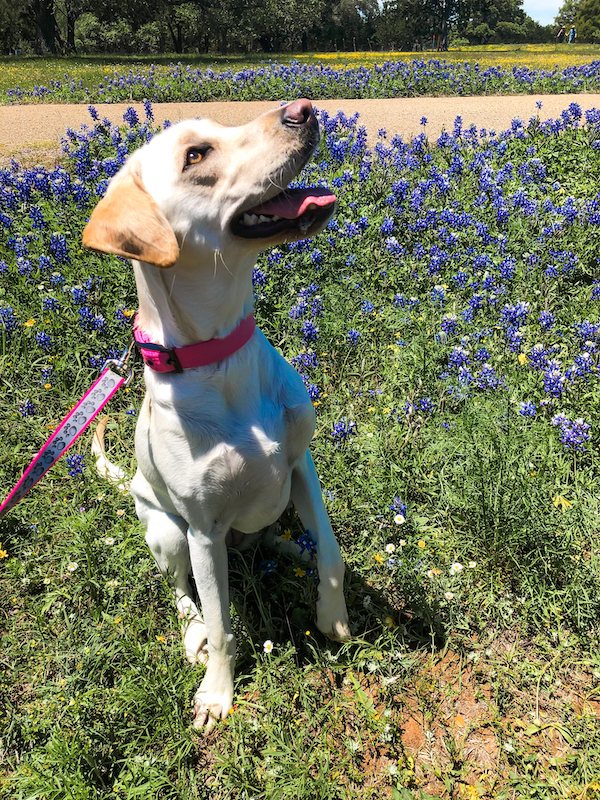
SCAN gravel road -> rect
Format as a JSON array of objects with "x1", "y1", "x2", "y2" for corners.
[{"x1": 2, "y1": 94, "x2": 600, "y2": 162}]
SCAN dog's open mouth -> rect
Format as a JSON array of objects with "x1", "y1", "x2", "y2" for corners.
[{"x1": 232, "y1": 187, "x2": 336, "y2": 240}]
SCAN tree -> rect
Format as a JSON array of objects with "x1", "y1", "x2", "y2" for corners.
[
  {"x1": 0, "y1": 0, "x2": 34, "y2": 52},
  {"x1": 576, "y1": 0, "x2": 600, "y2": 41},
  {"x1": 554, "y1": 0, "x2": 582, "y2": 27},
  {"x1": 456, "y1": 0, "x2": 540, "y2": 44}
]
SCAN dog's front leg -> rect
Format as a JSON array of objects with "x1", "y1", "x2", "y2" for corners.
[
  {"x1": 291, "y1": 450, "x2": 351, "y2": 641},
  {"x1": 187, "y1": 528, "x2": 235, "y2": 731}
]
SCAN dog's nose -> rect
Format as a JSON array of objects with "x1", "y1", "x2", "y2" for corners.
[{"x1": 281, "y1": 99, "x2": 316, "y2": 128}]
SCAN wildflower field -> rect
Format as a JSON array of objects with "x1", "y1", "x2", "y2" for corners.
[
  {"x1": 2, "y1": 99, "x2": 600, "y2": 798},
  {"x1": 5, "y1": 45, "x2": 600, "y2": 104}
]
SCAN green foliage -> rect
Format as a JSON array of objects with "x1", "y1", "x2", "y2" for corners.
[
  {"x1": 576, "y1": 0, "x2": 600, "y2": 42},
  {"x1": 0, "y1": 0, "x2": 553, "y2": 56}
]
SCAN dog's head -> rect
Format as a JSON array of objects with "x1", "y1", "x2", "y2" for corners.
[{"x1": 82, "y1": 100, "x2": 335, "y2": 269}]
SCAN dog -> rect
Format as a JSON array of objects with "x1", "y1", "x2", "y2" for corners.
[{"x1": 83, "y1": 99, "x2": 351, "y2": 731}]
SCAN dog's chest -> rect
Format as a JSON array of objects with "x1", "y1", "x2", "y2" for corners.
[{"x1": 135, "y1": 337, "x2": 315, "y2": 532}]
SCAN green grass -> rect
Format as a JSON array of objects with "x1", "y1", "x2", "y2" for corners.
[{"x1": 2, "y1": 96, "x2": 600, "y2": 798}]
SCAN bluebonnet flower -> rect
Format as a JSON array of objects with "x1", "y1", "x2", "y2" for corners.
[
  {"x1": 290, "y1": 350, "x2": 319, "y2": 374},
  {"x1": 539, "y1": 310, "x2": 555, "y2": 330},
  {"x1": 543, "y1": 366, "x2": 566, "y2": 397},
  {"x1": 43, "y1": 297, "x2": 60, "y2": 311},
  {"x1": 552, "y1": 414, "x2": 591, "y2": 451},
  {"x1": 414, "y1": 397, "x2": 435, "y2": 415},
  {"x1": 35, "y1": 331, "x2": 53, "y2": 352},
  {"x1": 501, "y1": 301, "x2": 530, "y2": 327},
  {"x1": 331, "y1": 418, "x2": 357, "y2": 446},
  {"x1": 380, "y1": 217, "x2": 395, "y2": 235},
  {"x1": 297, "y1": 531, "x2": 317, "y2": 556},
  {"x1": 430, "y1": 285, "x2": 445, "y2": 307},
  {"x1": 301, "y1": 321, "x2": 319, "y2": 343},
  {"x1": 260, "y1": 559, "x2": 278, "y2": 576},
  {"x1": 38, "y1": 255, "x2": 52, "y2": 272},
  {"x1": 570, "y1": 351, "x2": 595, "y2": 379},
  {"x1": 519, "y1": 401, "x2": 536, "y2": 417},
  {"x1": 0, "y1": 305, "x2": 18, "y2": 339},
  {"x1": 347, "y1": 329, "x2": 361, "y2": 345},
  {"x1": 123, "y1": 107, "x2": 139, "y2": 127},
  {"x1": 441, "y1": 314, "x2": 458, "y2": 335},
  {"x1": 19, "y1": 400, "x2": 36, "y2": 417},
  {"x1": 78, "y1": 306, "x2": 106, "y2": 333},
  {"x1": 29, "y1": 206, "x2": 46, "y2": 230},
  {"x1": 50, "y1": 233, "x2": 69, "y2": 263},
  {"x1": 361, "y1": 300, "x2": 375, "y2": 314},
  {"x1": 50, "y1": 272, "x2": 65, "y2": 288},
  {"x1": 71, "y1": 285, "x2": 89, "y2": 305},
  {"x1": 390, "y1": 496, "x2": 407, "y2": 521},
  {"x1": 448, "y1": 346, "x2": 470, "y2": 369},
  {"x1": 17, "y1": 258, "x2": 32, "y2": 278},
  {"x1": 66, "y1": 454, "x2": 85, "y2": 477},
  {"x1": 143, "y1": 99, "x2": 154, "y2": 121},
  {"x1": 475, "y1": 363, "x2": 505, "y2": 391}
]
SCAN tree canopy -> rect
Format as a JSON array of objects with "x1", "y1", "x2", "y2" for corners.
[{"x1": 0, "y1": 0, "x2": 552, "y2": 55}]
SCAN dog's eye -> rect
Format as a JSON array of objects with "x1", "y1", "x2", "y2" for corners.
[{"x1": 186, "y1": 148, "x2": 206, "y2": 166}]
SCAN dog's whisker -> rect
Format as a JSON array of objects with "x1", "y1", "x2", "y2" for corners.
[{"x1": 217, "y1": 250, "x2": 236, "y2": 281}]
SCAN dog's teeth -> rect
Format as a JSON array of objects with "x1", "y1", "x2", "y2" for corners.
[
  {"x1": 258, "y1": 215, "x2": 271, "y2": 223},
  {"x1": 307, "y1": 203, "x2": 317, "y2": 211},
  {"x1": 272, "y1": 215, "x2": 281, "y2": 221}
]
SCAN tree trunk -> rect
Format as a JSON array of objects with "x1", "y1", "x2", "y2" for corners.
[
  {"x1": 66, "y1": 10, "x2": 77, "y2": 54},
  {"x1": 34, "y1": 0, "x2": 57, "y2": 53},
  {"x1": 167, "y1": 19, "x2": 183, "y2": 53}
]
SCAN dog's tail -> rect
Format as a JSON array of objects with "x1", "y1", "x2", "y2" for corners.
[{"x1": 91, "y1": 416, "x2": 130, "y2": 492}]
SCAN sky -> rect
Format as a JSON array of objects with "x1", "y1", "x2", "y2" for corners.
[{"x1": 521, "y1": 0, "x2": 561, "y2": 26}]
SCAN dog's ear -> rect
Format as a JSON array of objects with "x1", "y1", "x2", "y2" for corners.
[{"x1": 82, "y1": 170, "x2": 179, "y2": 268}]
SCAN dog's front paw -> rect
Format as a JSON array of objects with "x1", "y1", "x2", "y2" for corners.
[
  {"x1": 192, "y1": 687, "x2": 233, "y2": 733},
  {"x1": 316, "y1": 599, "x2": 351, "y2": 642}
]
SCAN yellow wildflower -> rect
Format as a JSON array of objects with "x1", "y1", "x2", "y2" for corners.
[
  {"x1": 0, "y1": 543, "x2": 8, "y2": 558},
  {"x1": 553, "y1": 494, "x2": 572, "y2": 510},
  {"x1": 24, "y1": 319, "x2": 35, "y2": 327},
  {"x1": 282, "y1": 528, "x2": 292, "y2": 541}
]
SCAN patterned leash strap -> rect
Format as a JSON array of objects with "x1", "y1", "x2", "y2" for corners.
[{"x1": 0, "y1": 353, "x2": 132, "y2": 521}]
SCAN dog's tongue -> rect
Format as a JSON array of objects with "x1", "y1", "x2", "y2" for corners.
[{"x1": 248, "y1": 187, "x2": 336, "y2": 220}]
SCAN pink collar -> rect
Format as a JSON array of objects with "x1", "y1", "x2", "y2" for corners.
[{"x1": 133, "y1": 313, "x2": 256, "y2": 373}]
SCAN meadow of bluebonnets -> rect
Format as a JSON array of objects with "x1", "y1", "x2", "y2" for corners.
[
  {"x1": 5, "y1": 57, "x2": 600, "y2": 103},
  {"x1": 3, "y1": 97, "x2": 600, "y2": 797},
  {"x1": 2, "y1": 99, "x2": 600, "y2": 641}
]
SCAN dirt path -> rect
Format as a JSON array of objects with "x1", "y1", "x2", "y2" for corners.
[{"x1": 2, "y1": 94, "x2": 600, "y2": 164}]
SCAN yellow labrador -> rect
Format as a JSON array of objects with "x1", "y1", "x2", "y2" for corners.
[{"x1": 83, "y1": 100, "x2": 350, "y2": 731}]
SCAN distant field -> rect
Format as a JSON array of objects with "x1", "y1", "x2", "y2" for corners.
[{"x1": 2, "y1": 44, "x2": 600, "y2": 103}]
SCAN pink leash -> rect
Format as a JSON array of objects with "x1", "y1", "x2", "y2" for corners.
[{"x1": 0, "y1": 355, "x2": 132, "y2": 521}]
